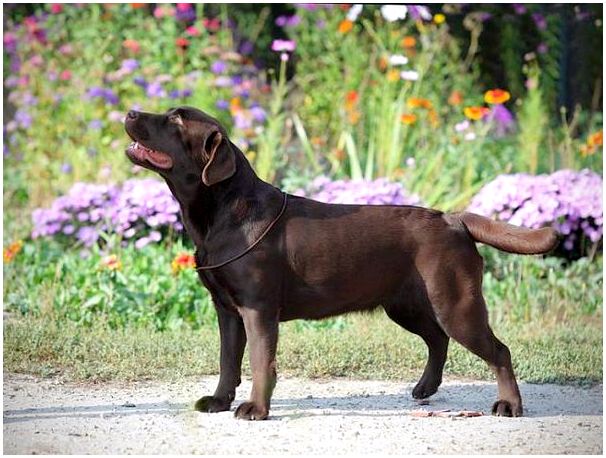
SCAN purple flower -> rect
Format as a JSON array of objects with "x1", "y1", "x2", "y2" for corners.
[
  {"x1": 298, "y1": 177, "x2": 421, "y2": 206},
  {"x1": 407, "y1": 5, "x2": 432, "y2": 21},
  {"x1": 276, "y1": 15, "x2": 301, "y2": 27},
  {"x1": 250, "y1": 106, "x2": 267, "y2": 122},
  {"x1": 216, "y1": 99, "x2": 229, "y2": 110},
  {"x1": 487, "y1": 105, "x2": 515, "y2": 137},
  {"x1": 61, "y1": 162, "x2": 73, "y2": 174},
  {"x1": 537, "y1": 43, "x2": 548, "y2": 54},
  {"x1": 146, "y1": 82, "x2": 166, "y2": 98},
  {"x1": 512, "y1": 4, "x2": 526, "y2": 14},
  {"x1": 175, "y1": 4, "x2": 196, "y2": 22},
  {"x1": 239, "y1": 40, "x2": 254, "y2": 55},
  {"x1": 233, "y1": 112, "x2": 252, "y2": 130},
  {"x1": 133, "y1": 76, "x2": 148, "y2": 88},
  {"x1": 468, "y1": 170, "x2": 603, "y2": 256},
  {"x1": 88, "y1": 119, "x2": 103, "y2": 130},
  {"x1": 532, "y1": 13, "x2": 547, "y2": 30},
  {"x1": 120, "y1": 58, "x2": 139, "y2": 72},
  {"x1": 214, "y1": 76, "x2": 232, "y2": 88},
  {"x1": 15, "y1": 110, "x2": 32, "y2": 129},
  {"x1": 211, "y1": 60, "x2": 227, "y2": 74},
  {"x1": 86, "y1": 86, "x2": 119, "y2": 105}
]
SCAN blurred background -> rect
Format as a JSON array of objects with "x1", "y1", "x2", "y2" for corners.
[{"x1": 2, "y1": 4, "x2": 603, "y2": 383}]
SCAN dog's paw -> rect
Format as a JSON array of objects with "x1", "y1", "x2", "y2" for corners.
[
  {"x1": 411, "y1": 380, "x2": 440, "y2": 399},
  {"x1": 491, "y1": 399, "x2": 523, "y2": 417},
  {"x1": 234, "y1": 401, "x2": 269, "y2": 421},
  {"x1": 194, "y1": 396, "x2": 231, "y2": 413}
]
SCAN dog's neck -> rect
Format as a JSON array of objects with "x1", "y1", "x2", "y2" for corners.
[{"x1": 165, "y1": 144, "x2": 284, "y2": 259}]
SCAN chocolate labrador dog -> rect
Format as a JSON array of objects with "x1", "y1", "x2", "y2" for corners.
[{"x1": 124, "y1": 106, "x2": 558, "y2": 420}]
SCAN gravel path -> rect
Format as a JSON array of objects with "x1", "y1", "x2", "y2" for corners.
[{"x1": 3, "y1": 373, "x2": 602, "y2": 454}]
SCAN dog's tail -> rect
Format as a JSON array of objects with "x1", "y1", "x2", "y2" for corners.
[{"x1": 452, "y1": 212, "x2": 559, "y2": 255}]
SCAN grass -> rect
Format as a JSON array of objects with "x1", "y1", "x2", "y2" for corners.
[{"x1": 4, "y1": 311, "x2": 602, "y2": 385}]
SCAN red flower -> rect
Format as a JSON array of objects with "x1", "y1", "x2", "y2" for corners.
[
  {"x1": 175, "y1": 37, "x2": 190, "y2": 48},
  {"x1": 123, "y1": 39, "x2": 141, "y2": 53},
  {"x1": 202, "y1": 18, "x2": 221, "y2": 31},
  {"x1": 50, "y1": 3, "x2": 63, "y2": 14}
]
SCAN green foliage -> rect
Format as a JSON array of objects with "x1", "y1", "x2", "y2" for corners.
[
  {"x1": 516, "y1": 63, "x2": 548, "y2": 173},
  {"x1": 3, "y1": 239, "x2": 215, "y2": 331}
]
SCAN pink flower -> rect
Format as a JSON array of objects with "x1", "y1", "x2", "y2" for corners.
[
  {"x1": 50, "y1": 3, "x2": 63, "y2": 14},
  {"x1": 186, "y1": 26, "x2": 200, "y2": 36},
  {"x1": 176, "y1": 3, "x2": 192, "y2": 12},
  {"x1": 271, "y1": 39, "x2": 296, "y2": 52},
  {"x1": 59, "y1": 70, "x2": 72, "y2": 81}
]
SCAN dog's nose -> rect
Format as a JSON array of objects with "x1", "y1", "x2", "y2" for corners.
[{"x1": 126, "y1": 110, "x2": 139, "y2": 121}]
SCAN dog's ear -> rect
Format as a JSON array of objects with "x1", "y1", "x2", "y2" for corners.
[{"x1": 201, "y1": 130, "x2": 236, "y2": 186}]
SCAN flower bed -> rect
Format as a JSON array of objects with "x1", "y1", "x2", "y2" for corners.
[
  {"x1": 468, "y1": 169, "x2": 602, "y2": 255},
  {"x1": 295, "y1": 176, "x2": 421, "y2": 206},
  {"x1": 32, "y1": 179, "x2": 182, "y2": 248}
]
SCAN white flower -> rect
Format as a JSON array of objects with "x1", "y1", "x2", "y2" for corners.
[
  {"x1": 347, "y1": 4, "x2": 363, "y2": 21},
  {"x1": 455, "y1": 120, "x2": 470, "y2": 132},
  {"x1": 381, "y1": 5, "x2": 408, "y2": 22},
  {"x1": 400, "y1": 70, "x2": 419, "y2": 81},
  {"x1": 389, "y1": 54, "x2": 409, "y2": 66},
  {"x1": 464, "y1": 132, "x2": 477, "y2": 141}
]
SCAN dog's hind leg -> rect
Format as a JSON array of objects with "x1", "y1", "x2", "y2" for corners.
[
  {"x1": 383, "y1": 305, "x2": 449, "y2": 399},
  {"x1": 439, "y1": 299, "x2": 523, "y2": 417}
]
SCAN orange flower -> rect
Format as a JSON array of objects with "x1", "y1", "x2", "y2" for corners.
[
  {"x1": 428, "y1": 109, "x2": 439, "y2": 128},
  {"x1": 387, "y1": 69, "x2": 400, "y2": 82},
  {"x1": 401, "y1": 36, "x2": 417, "y2": 48},
  {"x1": 464, "y1": 106, "x2": 490, "y2": 121},
  {"x1": 484, "y1": 89, "x2": 511, "y2": 104},
  {"x1": 345, "y1": 90, "x2": 358, "y2": 107},
  {"x1": 3, "y1": 240, "x2": 23, "y2": 263},
  {"x1": 587, "y1": 130, "x2": 603, "y2": 148},
  {"x1": 338, "y1": 19, "x2": 354, "y2": 34},
  {"x1": 229, "y1": 97, "x2": 242, "y2": 115},
  {"x1": 130, "y1": 3, "x2": 146, "y2": 8},
  {"x1": 172, "y1": 253, "x2": 196, "y2": 274},
  {"x1": 378, "y1": 55, "x2": 388, "y2": 72},
  {"x1": 123, "y1": 39, "x2": 141, "y2": 53},
  {"x1": 348, "y1": 110, "x2": 361, "y2": 125},
  {"x1": 400, "y1": 113, "x2": 417, "y2": 125},
  {"x1": 407, "y1": 97, "x2": 433, "y2": 110},
  {"x1": 448, "y1": 90, "x2": 463, "y2": 106},
  {"x1": 101, "y1": 254, "x2": 121, "y2": 271},
  {"x1": 581, "y1": 130, "x2": 603, "y2": 157}
]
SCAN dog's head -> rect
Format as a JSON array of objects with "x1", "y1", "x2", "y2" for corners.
[{"x1": 124, "y1": 106, "x2": 236, "y2": 186}]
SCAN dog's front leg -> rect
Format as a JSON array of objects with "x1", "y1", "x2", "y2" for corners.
[
  {"x1": 234, "y1": 307, "x2": 279, "y2": 421},
  {"x1": 195, "y1": 308, "x2": 246, "y2": 413}
]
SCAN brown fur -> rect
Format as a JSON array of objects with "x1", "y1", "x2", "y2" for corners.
[{"x1": 124, "y1": 106, "x2": 559, "y2": 420}]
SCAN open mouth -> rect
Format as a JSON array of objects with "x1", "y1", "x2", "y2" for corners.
[{"x1": 126, "y1": 141, "x2": 173, "y2": 170}]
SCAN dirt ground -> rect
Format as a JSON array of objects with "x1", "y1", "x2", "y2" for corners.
[{"x1": 3, "y1": 373, "x2": 602, "y2": 455}]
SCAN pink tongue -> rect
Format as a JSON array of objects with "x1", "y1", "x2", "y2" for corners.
[{"x1": 146, "y1": 148, "x2": 173, "y2": 169}]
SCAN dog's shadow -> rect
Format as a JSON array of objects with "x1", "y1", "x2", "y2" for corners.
[
  {"x1": 3, "y1": 382, "x2": 601, "y2": 424},
  {"x1": 268, "y1": 382, "x2": 602, "y2": 420}
]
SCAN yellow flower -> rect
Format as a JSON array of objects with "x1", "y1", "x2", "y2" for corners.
[
  {"x1": 400, "y1": 113, "x2": 417, "y2": 125},
  {"x1": 464, "y1": 106, "x2": 490, "y2": 121},
  {"x1": 338, "y1": 19, "x2": 353, "y2": 34},
  {"x1": 484, "y1": 89, "x2": 511, "y2": 105},
  {"x1": 171, "y1": 253, "x2": 196, "y2": 274},
  {"x1": 3, "y1": 240, "x2": 23, "y2": 263},
  {"x1": 101, "y1": 254, "x2": 121, "y2": 271},
  {"x1": 433, "y1": 13, "x2": 446, "y2": 24},
  {"x1": 387, "y1": 69, "x2": 400, "y2": 82}
]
